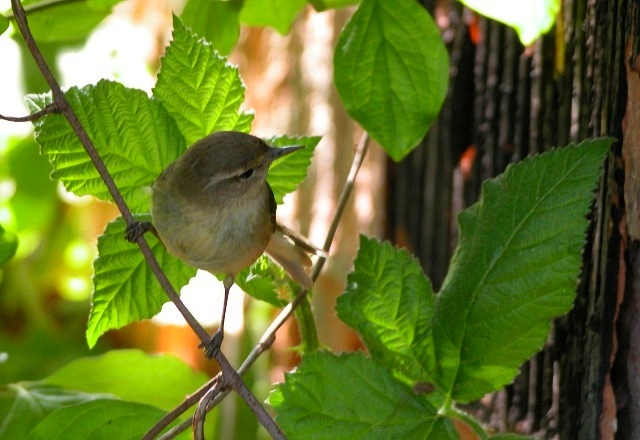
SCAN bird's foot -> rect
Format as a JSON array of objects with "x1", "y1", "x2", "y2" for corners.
[{"x1": 200, "y1": 330, "x2": 224, "y2": 359}]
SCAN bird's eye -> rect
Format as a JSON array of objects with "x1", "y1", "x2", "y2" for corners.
[{"x1": 239, "y1": 168, "x2": 254, "y2": 179}]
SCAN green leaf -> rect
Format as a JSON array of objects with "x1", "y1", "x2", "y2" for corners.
[
  {"x1": 266, "y1": 135, "x2": 319, "y2": 204},
  {"x1": 27, "y1": 80, "x2": 186, "y2": 213},
  {"x1": 181, "y1": 0, "x2": 242, "y2": 55},
  {"x1": 337, "y1": 236, "x2": 435, "y2": 383},
  {"x1": 309, "y1": 0, "x2": 360, "y2": 11},
  {"x1": 0, "y1": 383, "x2": 111, "y2": 440},
  {"x1": 235, "y1": 256, "x2": 288, "y2": 307},
  {"x1": 24, "y1": 399, "x2": 164, "y2": 440},
  {"x1": 0, "y1": 16, "x2": 9, "y2": 36},
  {"x1": 19, "y1": 0, "x2": 123, "y2": 43},
  {"x1": 239, "y1": 0, "x2": 306, "y2": 34},
  {"x1": 44, "y1": 350, "x2": 207, "y2": 411},
  {"x1": 269, "y1": 352, "x2": 457, "y2": 439},
  {"x1": 87, "y1": 216, "x2": 197, "y2": 348},
  {"x1": 460, "y1": 0, "x2": 559, "y2": 45},
  {"x1": 432, "y1": 138, "x2": 612, "y2": 402},
  {"x1": 334, "y1": 0, "x2": 449, "y2": 161},
  {"x1": 0, "y1": 225, "x2": 18, "y2": 266},
  {"x1": 154, "y1": 15, "x2": 253, "y2": 145}
]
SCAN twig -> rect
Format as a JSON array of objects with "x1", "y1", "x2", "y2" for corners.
[
  {"x1": 143, "y1": 376, "x2": 220, "y2": 440},
  {"x1": 9, "y1": 0, "x2": 209, "y2": 344},
  {"x1": 152, "y1": 349, "x2": 285, "y2": 440},
  {"x1": 213, "y1": 352, "x2": 286, "y2": 439},
  {"x1": 0, "y1": 103, "x2": 60, "y2": 122},
  {"x1": 240, "y1": 131, "x2": 370, "y2": 371},
  {"x1": 193, "y1": 383, "x2": 221, "y2": 440},
  {"x1": 149, "y1": 132, "x2": 371, "y2": 438}
]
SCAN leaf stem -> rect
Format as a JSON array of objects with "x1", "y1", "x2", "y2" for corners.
[
  {"x1": 294, "y1": 291, "x2": 319, "y2": 353},
  {"x1": 448, "y1": 406, "x2": 488, "y2": 439}
]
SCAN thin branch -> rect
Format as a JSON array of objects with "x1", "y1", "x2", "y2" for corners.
[
  {"x1": 240, "y1": 131, "x2": 370, "y2": 371},
  {"x1": 0, "y1": 103, "x2": 60, "y2": 122},
  {"x1": 143, "y1": 377, "x2": 220, "y2": 440},
  {"x1": 153, "y1": 350, "x2": 285, "y2": 440},
  {"x1": 213, "y1": 352, "x2": 286, "y2": 439},
  {"x1": 9, "y1": 0, "x2": 209, "y2": 344},
  {"x1": 193, "y1": 382, "x2": 222, "y2": 440}
]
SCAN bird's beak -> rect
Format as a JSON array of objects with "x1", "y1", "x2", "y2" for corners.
[{"x1": 269, "y1": 145, "x2": 304, "y2": 161}]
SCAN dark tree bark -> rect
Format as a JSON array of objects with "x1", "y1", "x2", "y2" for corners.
[{"x1": 387, "y1": 1, "x2": 640, "y2": 438}]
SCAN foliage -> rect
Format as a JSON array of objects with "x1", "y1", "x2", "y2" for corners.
[
  {"x1": 1, "y1": 350, "x2": 204, "y2": 440},
  {"x1": 27, "y1": 17, "x2": 318, "y2": 347},
  {"x1": 334, "y1": 0, "x2": 448, "y2": 160},
  {"x1": 1, "y1": 0, "x2": 599, "y2": 438},
  {"x1": 271, "y1": 138, "x2": 610, "y2": 437}
]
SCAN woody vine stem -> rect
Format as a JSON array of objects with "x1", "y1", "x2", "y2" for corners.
[{"x1": 6, "y1": 0, "x2": 371, "y2": 439}]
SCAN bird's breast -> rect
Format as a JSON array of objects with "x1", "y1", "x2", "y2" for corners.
[{"x1": 151, "y1": 184, "x2": 274, "y2": 275}]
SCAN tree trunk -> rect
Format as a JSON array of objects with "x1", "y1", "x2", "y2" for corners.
[{"x1": 387, "y1": 1, "x2": 640, "y2": 437}]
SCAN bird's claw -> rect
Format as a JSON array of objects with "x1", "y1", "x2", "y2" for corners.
[{"x1": 200, "y1": 331, "x2": 224, "y2": 359}]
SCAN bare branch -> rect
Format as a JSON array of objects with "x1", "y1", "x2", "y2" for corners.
[
  {"x1": 240, "y1": 131, "x2": 371, "y2": 372},
  {"x1": 0, "y1": 103, "x2": 60, "y2": 122},
  {"x1": 213, "y1": 352, "x2": 286, "y2": 439},
  {"x1": 193, "y1": 381, "x2": 222, "y2": 440}
]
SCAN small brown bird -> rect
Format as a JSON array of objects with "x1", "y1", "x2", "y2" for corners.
[{"x1": 127, "y1": 131, "x2": 317, "y2": 356}]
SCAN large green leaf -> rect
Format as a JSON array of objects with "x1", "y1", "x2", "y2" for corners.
[
  {"x1": 154, "y1": 15, "x2": 253, "y2": 145},
  {"x1": 334, "y1": 0, "x2": 448, "y2": 161},
  {"x1": 0, "y1": 383, "x2": 111, "y2": 440},
  {"x1": 27, "y1": 80, "x2": 186, "y2": 213},
  {"x1": 24, "y1": 399, "x2": 164, "y2": 440},
  {"x1": 239, "y1": 0, "x2": 306, "y2": 34},
  {"x1": 87, "y1": 216, "x2": 196, "y2": 348},
  {"x1": 432, "y1": 138, "x2": 611, "y2": 402},
  {"x1": 460, "y1": 0, "x2": 559, "y2": 45},
  {"x1": 180, "y1": 0, "x2": 242, "y2": 55},
  {"x1": 269, "y1": 352, "x2": 456, "y2": 439},
  {"x1": 44, "y1": 350, "x2": 207, "y2": 411},
  {"x1": 266, "y1": 135, "x2": 320, "y2": 204},
  {"x1": 337, "y1": 236, "x2": 435, "y2": 383}
]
